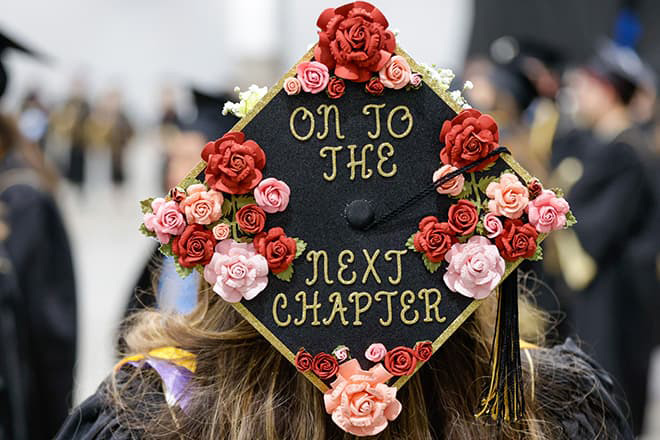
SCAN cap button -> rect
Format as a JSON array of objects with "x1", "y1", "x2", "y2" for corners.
[{"x1": 345, "y1": 200, "x2": 374, "y2": 230}]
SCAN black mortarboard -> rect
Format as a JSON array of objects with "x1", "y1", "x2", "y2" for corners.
[
  {"x1": 140, "y1": 2, "x2": 575, "y2": 435},
  {"x1": 0, "y1": 30, "x2": 40, "y2": 98},
  {"x1": 182, "y1": 88, "x2": 238, "y2": 140}
]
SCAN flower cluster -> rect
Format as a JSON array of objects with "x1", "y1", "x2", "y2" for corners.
[
  {"x1": 406, "y1": 109, "x2": 574, "y2": 300},
  {"x1": 222, "y1": 85, "x2": 268, "y2": 118},
  {"x1": 141, "y1": 131, "x2": 306, "y2": 303}
]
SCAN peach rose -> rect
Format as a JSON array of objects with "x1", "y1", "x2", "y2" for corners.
[
  {"x1": 486, "y1": 173, "x2": 529, "y2": 219},
  {"x1": 180, "y1": 184, "x2": 224, "y2": 225},
  {"x1": 527, "y1": 189, "x2": 570, "y2": 233},
  {"x1": 433, "y1": 164, "x2": 465, "y2": 196},
  {"x1": 283, "y1": 77, "x2": 302, "y2": 95},
  {"x1": 254, "y1": 177, "x2": 290, "y2": 213},
  {"x1": 365, "y1": 343, "x2": 387, "y2": 362},
  {"x1": 296, "y1": 61, "x2": 329, "y2": 94},
  {"x1": 379, "y1": 55, "x2": 412, "y2": 89},
  {"x1": 324, "y1": 359, "x2": 402, "y2": 437},
  {"x1": 212, "y1": 223, "x2": 231, "y2": 241}
]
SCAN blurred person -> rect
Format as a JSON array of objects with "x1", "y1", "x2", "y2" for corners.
[
  {"x1": 17, "y1": 89, "x2": 49, "y2": 149},
  {"x1": 47, "y1": 76, "x2": 91, "y2": 186},
  {"x1": 0, "y1": 31, "x2": 77, "y2": 440},
  {"x1": 554, "y1": 40, "x2": 659, "y2": 435},
  {"x1": 83, "y1": 89, "x2": 134, "y2": 189}
]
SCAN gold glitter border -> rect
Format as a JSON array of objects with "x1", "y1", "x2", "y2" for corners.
[{"x1": 175, "y1": 45, "x2": 545, "y2": 393}]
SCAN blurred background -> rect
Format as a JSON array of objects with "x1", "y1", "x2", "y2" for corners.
[{"x1": 0, "y1": 0, "x2": 657, "y2": 439}]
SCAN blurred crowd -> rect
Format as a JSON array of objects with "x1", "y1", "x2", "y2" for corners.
[{"x1": 0, "y1": 4, "x2": 659, "y2": 440}]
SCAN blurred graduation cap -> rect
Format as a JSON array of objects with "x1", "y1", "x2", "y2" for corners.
[
  {"x1": 0, "y1": 29, "x2": 42, "y2": 98},
  {"x1": 182, "y1": 88, "x2": 238, "y2": 141},
  {"x1": 139, "y1": 1, "x2": 576, "y2": 435}
]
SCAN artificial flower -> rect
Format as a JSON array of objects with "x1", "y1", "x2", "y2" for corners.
[
  {"x1": 179, "y1": 184, "x2": 223, "y2": 225},
  {"x1": 433, "y1": 164, "x2": 464, "y2": 196},
  {"x1": 333, "y1": 346, "x2": 350, "y2": 362},
  {"x1": 253, "y1": 227, "x2": 297, "y2": 274},
  {"x1": 254, "y1": 177, "x2": 290, "y2": 213},
  {"x1": 413, "y1": 341, "x2": 433, "y2": 362},
  {"x1": 439, "y1": 109, "x2": 499, "y2": 171},
  {"x1": 212, "y1": 223, "x2": 231, "y2": 241},
  {"x1": 296, "y1": 61, "x2": 330, "y2": 94},
  {"x1": 143, "y1": 198, "x2": 186, "y2": 244},
  {"x1": 413, "y1": 216, "x2": 457, "y2": 263},
  {"x1": 326, "y1": 77, "x2": 346, "y2": 99},
  {"x1": 202, "y1": 131, "x2": 266, "y2": 195},
  {"x1": 311, "y1": 352, "x2": 339, "y2": 379},
  {"x1": 447, "y1": 200, "x2": 479, "y2": 236},
  {"x1": 314, "y1": 2, "x2": 396, "y2": 82},
  {"x1": 443, "y1": 236, "x2": 505, "y2": 299},
  {"x1": 379, "y1": 55, "x2": 412, "y2": 89},
  {"x1": 365, "y1": 77, "x2": 385, "y2": 96},
  {"x1": 410, "y1": 72, "x2": 423, "y2": 88},
  {"x1": 365, "y1": 343, "x2": 387, "y2": 362},
  {"x1": 168, "y1": 186, "x2": 186, "y2": 203},
  {"x1": 495, "y1": 219, "x2": 538, "y2": 261},
  {"x1": 527, "y1": 189, "x2": 570, "y2": 233},
  {"x1": 221, "y1": 85, "x2": 267, "y2": 118},
  {"x1": 202, "y1": 239, "x2": 269, "y2": 303},
  {"x1": 324, "y1": 359, "x2": 401, "y2": 437},
  {"x1": 283, "y1": 77, "x2": 302, "y2": 95},
  {"x1": 486, "y1": 173, "x2": 529, "y2": 219},
  {"x1": 295, "y1": 348, "x2": 313, "y2": 372},
  {"x1": 384, "y1": 346, "x2": 417, "y2": 376},
  {"x1": 527, "y1": 178, "x2": 543, "y2": 199},
  {"x1": 482, "y1": 212, "x2": 504, "y2": 239},
  {"x1": 171, "y1": 224, "x2": 215, "y2": 268},
  {"x1": 235, "y1": 204, "x2": 266, "y2": 235}
]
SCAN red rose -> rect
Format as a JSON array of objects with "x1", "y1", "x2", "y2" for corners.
[
  {"x1": 171, "y1": 224, "x2": 215, "y2": 268},
  {"x1": 413, "y1": 341, "x2": 433, "y2": 362},
  {"x1": 439, "y1": 109, "x2": 499, "y2": 171},
  {"x1": 365, "y1": 76, "x2": 385, "y2": 96},
  {"x1": 253, "y1": 227, "x2": 297, "y2": 274},
  {"x1": 235, "y1": 204, "x2": 266, "y2": 235},
  {"x1": 326, "y1": 77, "x2": 346, "y2": 99},
  {"x1": 201, "y1": 131, "x2": 266, "y2": 195},
  {"x1": 495, "y1": 219, "x2": 539, "y2": 261},
  {"x1": 168, "y1": 186, "x2": 186, "y2": 203},
  {"x1": 384, "y1": 346, "x2": 417, "y2": 376},
  {"x1": 314, "y1": 2, "x2": 396, "y2": 82},
  {"x1": 311, "y1": 352, "x2": 339, "y2": 380},
  {"x1": 295, "y1": 348, "x2": 313, "y2": 372},
  {"x1": 447, "y1": 200, "x2": 479, "y2": 236},
  {"x1": 413, "y1": 216, "x2": 457, "y2": 263},
  {"x1": 527, "y1": 178, "x2": 543, "y2": 199}
]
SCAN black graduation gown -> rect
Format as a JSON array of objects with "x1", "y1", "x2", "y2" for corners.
[
  {"x1": 55, "y1": 340, "x2": 632, "y2": 440},
  {"x1": 0, "y1": 152, "x2": 77, "y2": 439}
]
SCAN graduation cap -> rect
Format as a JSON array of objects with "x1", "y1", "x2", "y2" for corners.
[
  {"x1": 0, "y1": 30, "x2": 40, "y2": 98},
  {"x1": 140, "y1": 2, "x2": 575, "y2": 436},
  {"x1": 182, "y1": 88, "x2": 239, "y2": 141}
]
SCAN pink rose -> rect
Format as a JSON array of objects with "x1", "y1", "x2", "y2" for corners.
[
  {"x1": 296, "y1": 61, "x2": 329, "y2": 94},
  {"x1": 333, "y1": 346, "x2": 350, "y2": 363},
  {"x1": 379, "y1": 56, "x2": 412, "y2": 89},
  {"x1": 365, "y1": 343, "x2": 387, "y2": 362},
  {"x1": 143, "y1": 198, "x2": 186, "y2": 244},
  {"x1": 443, "y1": 236, "x2": 505, "y2": 300},
  {"x1": 483, "y1": 212, "x2": 504, "y2": 239},
  {"x1": 283, "y1": 77, "x2": 302, "y2": 95},
  {"x1": 179, "y1": 184, "x2": 224, "y2": 225},
  {"x1": 410, "y1": 72, "x2": 423, "y2": 88},
  {"x1": 212, "y1": 223, "x2": 231, "y2": 241},
  {"x1": 433, "y1": 164, "x2": 464, "y2": 196},
  {"x1": 203, "y1": 239, "x2": 269, "y2": 303},
  {"x1": 324, "y1": 359, "x2": 402, "y2": 437},
  {"x1": 527, "y1": 189, "x2": 570, "y2": 233},
  {"x1": 486, "y1": 173, "x2": 529, "y2": 219},
  {"x1": 253, "y1": 177, "x2": 291, "y2": 213}
]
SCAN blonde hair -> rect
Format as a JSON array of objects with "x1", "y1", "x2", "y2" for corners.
[{"x1": 111, "y1": 281, "x2": 591, "y2": 440}]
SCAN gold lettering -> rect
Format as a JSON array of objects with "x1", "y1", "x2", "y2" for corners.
[
  {"x1": 387, "y1": 105, "x2": 413, "y2": 139},
  {"x1": 383, "y1": 249, "x2": 407, "y2": 285},
  {"x1": 348, "y1": 291, "x2": 373, "y2": 326},
  {"x1": 376, "y1": 142, "x2": 397, "y2": 178},
  {"x1": 374, "y1": 290, "x2": 397, "y2": 326},
  {"x1": 323, "y1": 291, "x2": 349, "y2": 326},
  {"x1": 290, "y1": 106, "x2": 315, "y2": 141},
  {"x1": 346, "y1": 144, "x2": 374, "y2": 180},
  {"x1": 272, "y1": 293, "x2": 291, "y2": 327},
  {"x1": 337, "y1": 250, "x2": 357, "y2": 285},
  {"x1": 400, "y1": 289, "x2": 419, "y2": 325},
  {"x1": 362, "y1": 103, "x2": 386, "y2": 139},
  {"x1": 319, "y1": 146, "x2": 343, "y2": 182},
  {"x1": 316, "y1": 104, "x2": 345, "y2": 140},
  {"x1": 294, "y1": 290, "x2": 322, "y2": 326},
  {"x1": 361, "y1": 249, "x2": 382, "y2": 284},
  {"x1": 418, "y1": 288, "x2": 446, "y2": 323},
  {"x1": 305, "y1": 250, "x2": 334, "y2": 286}
]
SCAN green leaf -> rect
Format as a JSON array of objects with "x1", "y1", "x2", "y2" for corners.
[
  {"x1": 235, "y1": 195, "x2": 256, "y2": 209},
  {"x1": 293, "y1": 238, "x2": 307, "y2": 258},
  {"x1": 179, "y1": 176, "x2": 204, "y2": 190},
  {"x1": 174, "y1": 261, "x2": 194, "y2": 279},
  {"x1": 274, "y1": 265, "x2": 294, "y2": 282},
  {"x1": 528, "y1": 244, "x2": 543, "y2": 261},
  {"x1": 221, "y1": 198, "x2": 233, "y2": 217},
  {"x1": 501, "y1": 169, "x2": 515, "y2": 177},
  {"x1": 422, "y1": 254, "x2": 442, "y2": 274},
  {"x1": 475, "y1": 220, "x2": 485, "y2": 236},
  {"x1": 565, "y1": 211, "x2": 577, "y2": 228},
  {"x1": 476, "y1": 176, "x2": 497, "y2": 194},
  {"x1": 159, "y1": 242, "x2": 174, "y2": 257},
  {"x1": 481, "y1": 161, "x2": 497, "y2": 172},
  {"x1": 140, "y1": 198, "x2": 154, "y2": 214},
  {"x1": 405, "y1": 233, "x2": 418, "y2": 252},
  {"x1": 551, "y1": 187, "x2": 565, "y2": 198},
  {"x1": 455, "y1": 181, "x2": 473, "y2": 199},
  {"x1": 139, "y1": 223, "x2": 156, "y2": 238}
]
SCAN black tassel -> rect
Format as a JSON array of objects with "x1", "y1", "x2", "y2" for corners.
[{"x1": 475, "y1": 268, "x2": 525, "y2": 424}]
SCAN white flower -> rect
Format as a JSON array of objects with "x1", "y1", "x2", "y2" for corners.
[
  {"x1": 221, "y1": 84, "x2": 268, "y2": 118},
  {"x1": 463, "y1": 80, "x2": 474, "y2": 91},
  {"x1": 418, "y1": 63, "x2": 455, "y2": 91}
]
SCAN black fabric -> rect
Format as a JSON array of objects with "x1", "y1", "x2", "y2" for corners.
[{"x1": 0, "y1": 152, "x2": 77, "y2": 440}]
